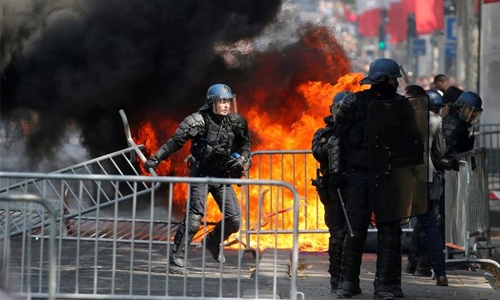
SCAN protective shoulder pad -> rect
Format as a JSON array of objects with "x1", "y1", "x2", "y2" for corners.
[
  {"x1": 228, "y1": 113, "x2": 248, "y2": 128},
  {"x1": 180, "y1": 112, "x2": 206, "y2": 136},
  {"x1": 186, "y1": 112, "x2": 205, "y2": 126},
  {"x1": 335, "y1": 92, "x2": 358, "y2": 123}
]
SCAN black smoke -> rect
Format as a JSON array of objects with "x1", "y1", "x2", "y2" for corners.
[{"x1": 0, "y1": 0, "x2": 284, "y2": 169}]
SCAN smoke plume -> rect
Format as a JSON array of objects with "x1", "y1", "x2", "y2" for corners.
[
  {"x1": 0, "y1": 0, "x2": 286, "y2": 170},
  {"x1": 1, "y1": 0, "x2": 350, "y2": 172}
]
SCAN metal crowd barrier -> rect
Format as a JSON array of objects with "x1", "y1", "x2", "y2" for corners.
[
  {"x1": 0, "y1": 110, "x2": 160, "y2": 239},
  {"x1": 0, "y1": 194, "x2": 58, "y2": 300},
  {"x1": 444, "y1": 148, "x2": 500, "y2": 272},
  {"x1": 0, "y1": 145, "x2": 158, "y2": 238},
  {"x1": 474, "y1": 124, "x2": 500, "y2": 189},
  {"x1": 0, "y1": 172, "x2": 302, "y2": 300}
]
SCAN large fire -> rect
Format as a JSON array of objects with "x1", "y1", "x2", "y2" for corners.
[{"x1": 134, "y1": 27, "x2": 369, "y2": 251}]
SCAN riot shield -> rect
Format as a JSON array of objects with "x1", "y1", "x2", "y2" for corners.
[{"x1": 368, "y1": 95, "x2": 429, "y2": 223}]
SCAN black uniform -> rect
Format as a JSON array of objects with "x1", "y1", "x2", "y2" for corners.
[
  {"x1": 311, "y1": 115, "x2": 346, "y2": 291},
  {"x1": 334, "y1": 89, "x2": 406, "y2": 299},
  {"x1": 442, "y1": 113, "x2": 474, "y2": 156},
  {"x1": 147, "y1": 108, "x2": 251, "y2": 274}
]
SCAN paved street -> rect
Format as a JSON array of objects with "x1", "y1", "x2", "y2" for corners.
[
  {"x1": 3, "y1": 229, "x2": 500, "y2": 299},
  {"x1": 294, "y1": 227, "x2": 500, "y2": 299},
  {"x1": 296, "y1": 251, "x2": 500, "y2": 300}
]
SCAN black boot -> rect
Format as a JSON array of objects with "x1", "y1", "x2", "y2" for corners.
[
  {"x1": 202, "y1": 232, "x2": 226, "y2": 263},
  {"x1": 390, "y1": 227, "x2": 404, "y2": 298},
  {"x1": 337, "y1": 280, "x2": 362, "y2": 298},
  {"x1": 373, "y1": 223, "x2": 399, "y2": 300},
  {"x1": 404, "y1": 261, "x2": 417, "y2": 275},
  {"x1": 374, "y1": 273, "x2": 395, "y2": 300},
  {"x1": 169, "y1": 214, "x2": 202, "y2": 274},
  {"x1": 201, "y1": 218, "x2": 234, "y2": 263},
  {"x1": 337, "y1": 234, "x2": 364, "y2": 298},
  {"x1": 329, "y1": 232, "x2": 345, "y2": 293},
  {"x1": 331, "y1": 277, "x2": 341, "y2": 294},
  {"x1": 414, "y1": 259, "x2": 432, "y2": 277}
]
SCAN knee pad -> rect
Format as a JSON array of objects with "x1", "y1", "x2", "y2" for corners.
[{"x1": 187, "y1": 214, "x2": 203, "y2": 234}]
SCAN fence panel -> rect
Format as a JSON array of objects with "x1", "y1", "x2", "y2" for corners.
[
  {"x1": 0, "y1": 172, "x2": 301, "y2": 300},
  {"x1": 474, "y1": 124, "x2": 500, "y2": 189},
  {"x1": 444, "y1": 148, "x2": 500, "y2": 271},
  {"x1": 0, "y1": 146, "x2": 156, "y2": 238},
  {"x1": 0, "y1": 194, "x2": 57, "y2": 300}
]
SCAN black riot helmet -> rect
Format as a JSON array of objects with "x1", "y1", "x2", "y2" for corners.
[
  {"x1": 360, "y1": 58, "x2": 402, "y2": 85},
  {"x1": 199, "y1": 83, "x2": 235, "y2": 111},
  {"x1": 331, "y1": 91, "x2": 351, "y2": 119},
  {"x1": 455, "y1": 91, "x2": 483, "y2": 124},
  {"x1": 426, "y1": 89, "x2": 443, "y2": 110},
  {"x1": 332, "y1": 91, "x2": 350, "y2": 106},
  {"x1": 455, "y1": 91, "x2": 483, "y2": 112}
]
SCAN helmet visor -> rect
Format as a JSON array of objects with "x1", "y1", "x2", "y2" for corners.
[
  {"x1": 213, "y1": 95, "x2": 237, "y2": 115},
  {"x1": 465, "y1": 106, "x2": 482, "y2": 124}
]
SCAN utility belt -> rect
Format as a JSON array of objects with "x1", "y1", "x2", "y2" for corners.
[
  {"x1": 190, "y1": 164, "x2": 228, "y2": 178},
  {"x1": 187, "y1": 155, "x2": 228, "y2": 177}
]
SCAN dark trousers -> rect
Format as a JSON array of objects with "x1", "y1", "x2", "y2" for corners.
[
  {"x1": 341, "y1": 186, "x2": 371, "y2": 283},
  {"x1": 316, "y1": 179, "x2": 347, "y2": 283},
  {"x1": 415, "y1": 195, "x2": 446, "y2": 276},
  {"x1": 189, "y1": 181, "x2": 241, "y2": 242}
]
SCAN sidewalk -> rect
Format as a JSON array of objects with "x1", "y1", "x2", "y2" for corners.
[
  {"x1": 296, "y1": 252, "x2": 500, "y2": 300},
  {"x1": 293, "y1": 228, "x2": 500, "y2": 300},
  {"x1": 4, "y1": 229, "x2": 500, "y2": 299}
]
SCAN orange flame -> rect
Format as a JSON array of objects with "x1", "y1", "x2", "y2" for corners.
[{"x1": 133, "y1": 27, "x2": 370, "y2": 251}]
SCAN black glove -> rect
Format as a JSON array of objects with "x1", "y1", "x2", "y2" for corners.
[
  {"x1": 144, "y1": 157, "x2": 160, "y2": 172},
  {"x1": 328, "y1": 173, "x2": 344, "y2": 187},
  {"x1": 227, "y1": 156, "x2": 246, "y2": 178},
  {"x1": 227, "y1": 155, "x2": 246, "y2": 169}
]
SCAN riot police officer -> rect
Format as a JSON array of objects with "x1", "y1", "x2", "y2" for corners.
[
  {"x1": 311, "y1": 91, "x2": 351, "y2": 293},
  {"x1": 333, "y1": 58, "x2": 423, "y2": 299},
  {"x1": 439, "y1": 91, "x2": 482, "y2": 252},
  {"x1": 442, "y1": 91, "x2": 483, "y2": 157},
  {"x1": 144, "y1": 83, "x2": 252, "y2": 275}
]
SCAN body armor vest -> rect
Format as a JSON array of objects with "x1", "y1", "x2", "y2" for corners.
[{"x1": 190, "y1": 112, "x2": 234, "y2": 172}]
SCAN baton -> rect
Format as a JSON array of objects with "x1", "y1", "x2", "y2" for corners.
[
  {"x1": 399, "y1": 65, "x2": 411, "y2": 84},
  {"x1": 119, "y1": 109, "x2": 158, "y2": 176},
  {"x1": 337, "y1": 188, "x2": 354, "y2": 237}
]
